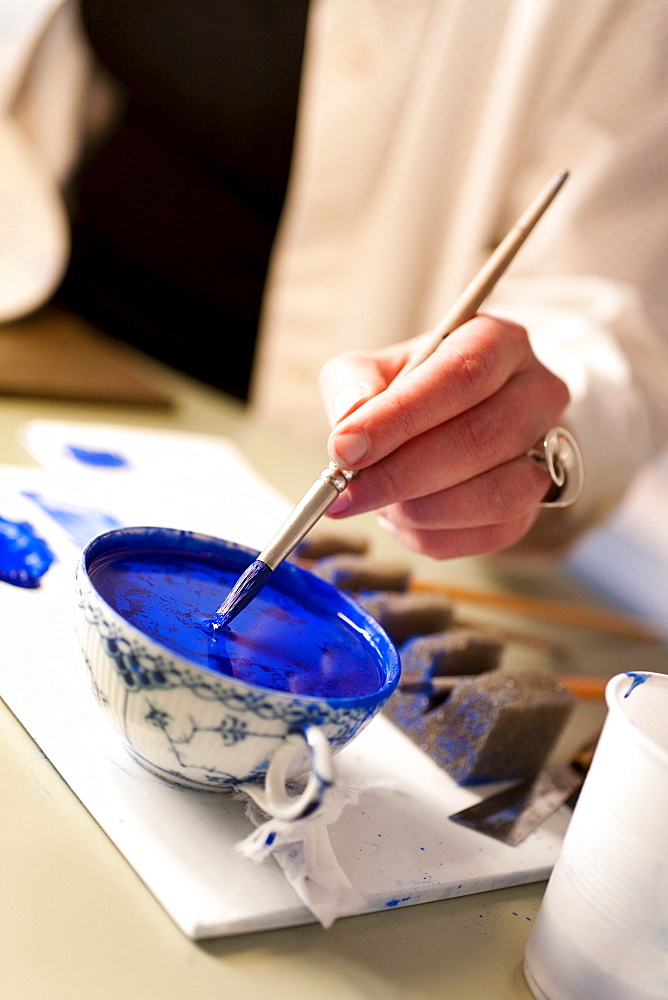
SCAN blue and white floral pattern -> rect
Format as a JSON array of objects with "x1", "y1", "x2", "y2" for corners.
[{"x1": 74, "y1": 533, "x2": 397, "y2": 792}]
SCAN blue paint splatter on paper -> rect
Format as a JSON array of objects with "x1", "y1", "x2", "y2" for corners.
[
  {"x1": 385, "y1": 897, "x2": 411, "y2": 908},
  {"x1": 0, "y1": 515, "x2": 56, "y2": 588},
  {"x1": 22, "y1": 492, "x2": 121, "y2": 549},
  {"x1": 624, "y1": 672, "x2": 650, "y2": 698},
  {"x1": 66, "y1": 444, "x2": 129, "y2": 468}
]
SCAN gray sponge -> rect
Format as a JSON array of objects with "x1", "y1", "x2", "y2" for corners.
[
  {"x1": 311, "y1": 554, "x2": 411, "y2": 593},
  {"x1": 386, "y1": 669, "x2": 574, "y2": 785},
  {"x1": 356, "y1": 590, "x2": 455, "y2": 646},
  {"x1": 294, "y1": 530, "x2": 369, "y2": 560},
  {"x1": 399, "y1": 628, "x2": 504, "y2": 679}
]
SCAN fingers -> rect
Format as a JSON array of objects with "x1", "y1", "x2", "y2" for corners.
[
  {"x1": 327, "y1": 365, "x2": 567, "y2": 516},
  {"x1": 374, "y1": 454, "x2": 552, "y2": 558},
  {"x1": 319, "y1": 340, "x2": 413, "y2": 426},
  {"x1": 319, "y1": 313, "x2": 571, "y2": 560},
  {"x1": 326, "y1": 315, "x2": 539, "y2": 469},
  {"x1": 376, "y1": 507, "x2": 541, "y2": 560},
  {"x1": 378, "y1": 454, "x2": 553, "y2": 532}
]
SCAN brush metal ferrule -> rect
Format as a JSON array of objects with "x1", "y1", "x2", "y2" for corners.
[
  {"x1": 320, "y1": 462, "x2": 356, "y2": 493},
  {"x1": 259, "y1": 463, "x2": 355, "y2": 570}
]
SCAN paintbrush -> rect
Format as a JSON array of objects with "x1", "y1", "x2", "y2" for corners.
[{"x1": 212, "y1": 169, "x2": 570, "y2": 630}]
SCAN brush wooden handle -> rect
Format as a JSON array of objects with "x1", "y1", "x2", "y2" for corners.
[
  {"x1": 399, "y1": 170, "x2": 569, "y2": 376},
  {"x1": 411, "y1": 578, "x2": 659, "y2": 641}
]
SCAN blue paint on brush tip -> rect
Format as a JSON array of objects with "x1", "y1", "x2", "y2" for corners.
[
  {"x1": 624, "y1": 672, "x2": 650, "y2": 697},
  {"x1": 210, "y1": 559, "x2": 273, "y2": 630}
]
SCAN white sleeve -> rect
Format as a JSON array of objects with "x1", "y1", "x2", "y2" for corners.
[
  {"x1": 486, "y1": 4, "x2": 668, "y2": 546},
  {"x1": 489, "y1": 272, "x2": 668, "y2": 538}
]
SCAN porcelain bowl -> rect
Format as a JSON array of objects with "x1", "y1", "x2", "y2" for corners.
[{"x1": 74, "y1": 526, "x2": 400, "y2": 796}]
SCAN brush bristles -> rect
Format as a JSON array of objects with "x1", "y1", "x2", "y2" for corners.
[{"x1": 211, "y1": 559, "x2": 272, "y2": 629}]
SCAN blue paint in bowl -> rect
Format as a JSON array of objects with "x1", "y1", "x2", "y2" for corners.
[{"x1": 84, "y1": 527, "x2": 399, "y2": 705}]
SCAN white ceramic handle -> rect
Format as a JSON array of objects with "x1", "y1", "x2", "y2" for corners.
[{"x1": 263, "y1": 726, "x2": 334, "y2": 822}]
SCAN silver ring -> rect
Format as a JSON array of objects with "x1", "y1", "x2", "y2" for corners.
[{"x1": 528, "y1": 426, "x2": 584, "y2": 508}]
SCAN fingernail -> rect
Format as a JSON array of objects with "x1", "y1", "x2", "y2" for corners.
[
  {"x1": 377, "y1": 510, "x2": 396, "y2": 535},
  {"x1": 327, "y1": 492, "x2": 352, "y2": 516},
  {"x1": 332, "y1": 384, "x2": 370, "y2": 424},
  {"x1": 329, "y1": 430, "x2": 368, "y2": 468}
]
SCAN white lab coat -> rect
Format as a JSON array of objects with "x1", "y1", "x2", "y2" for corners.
[
  {"x1": 3, "y1": 0, "x2": 668, "y2": 547},
  {"x1": 252, "y1": 0, "x2": 668, "y2": 544}
]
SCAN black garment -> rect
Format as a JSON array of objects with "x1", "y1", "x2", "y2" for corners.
[{"x1": 57, "y1": 1, "x2": 310, "y2": 401}]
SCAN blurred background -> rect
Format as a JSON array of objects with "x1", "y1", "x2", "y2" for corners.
[{"x1": 1, "y1": 0, "x2": 666, "y2": 639}]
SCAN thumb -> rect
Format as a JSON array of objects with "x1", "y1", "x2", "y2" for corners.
[{"x1": 319, "y1": 351, "x2": 390, "y2": 427}]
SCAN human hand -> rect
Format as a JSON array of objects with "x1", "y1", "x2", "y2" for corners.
[{"x1": 319, "y1": 315, "x2": 570, "y2": 559}]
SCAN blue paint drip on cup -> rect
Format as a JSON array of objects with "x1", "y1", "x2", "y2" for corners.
[{"x1": 623, "y1": 671, "x2": 650, "y2": 697}]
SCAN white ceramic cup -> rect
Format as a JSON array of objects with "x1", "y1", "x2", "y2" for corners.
[
  {"x1": 74, "y1": 527, "x2": 400, "y2": 823},
  {"x1": 524, "y1": 670, "x2": 668, "y2": 1000}
]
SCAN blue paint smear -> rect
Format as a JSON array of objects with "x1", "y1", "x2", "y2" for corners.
[
  {"x1": 0, "y1": 515, "x2": 56, "y2": 588},
  {"x1": 22, "y1": 492, "x2": 121, "y2": 549},
  {"x1": 624, "y1": 672, "x2": 650, "y2": 698},
  {"x1": 66, "y1": 444, "x2": 129, "y2": 468},
  {"x1": 385, "y1": 897, "x2": 411, "y2": 908}
]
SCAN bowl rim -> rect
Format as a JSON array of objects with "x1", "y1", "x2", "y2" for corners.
[
  {"x1": 605, "y1": 672, "x2": 668, "y2": 769},
  {"x1": 77, "y1": 525, "x2": 401, "y2": 708}
]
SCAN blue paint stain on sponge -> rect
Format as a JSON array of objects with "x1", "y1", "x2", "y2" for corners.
[{"x1": 386, "y1": 669, "x2": 574, "y2": 785}]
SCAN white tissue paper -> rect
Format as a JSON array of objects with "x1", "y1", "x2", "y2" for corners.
[{"x1": 236, "y1": 778, "x2": 381, "y2": 928}]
